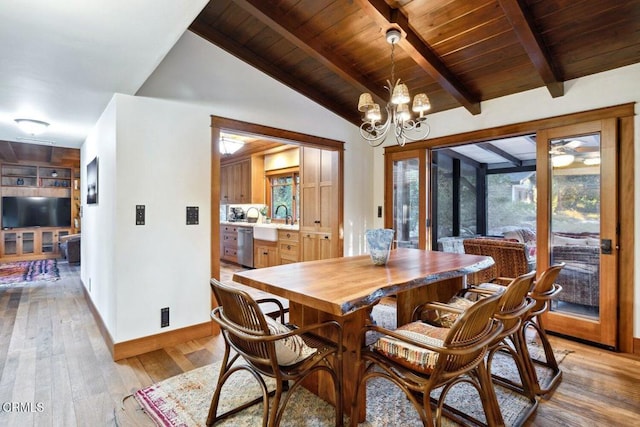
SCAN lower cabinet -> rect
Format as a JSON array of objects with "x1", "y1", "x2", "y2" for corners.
[
  {"x1": 1, "y1": 228, "x2": 70, "y2": 261},
  {"x1": 301, "y1": 232, "x2": 333, "y2": 262},
  {"x1": 220, "y1": 225, "x2": 239, "y2": 263},
  {"x1": 278, "y1": 230, "x2": 299, "y2": 265},
  {"x1": 254, "y1": 239, "x2": 278, "y2": 269}
]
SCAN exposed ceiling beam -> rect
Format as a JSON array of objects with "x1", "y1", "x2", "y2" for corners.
[
  {"x1": 0, "y1": 140, "x2": 18, "y2": 163},
  {"x1": 498, "y1": 0, "x2": 564, "y2": 98},
  {"x1": 233, "y1": 0, "x2": 389, "y2": 105},
  {"x1": 438, "y1": 148, "x2": 481, "y2": 168},
  {"x1": 355, "y1": 0, "x2": 481, "y2": 115},
  {"x1": 477, "y1": 142, "x2": 523, "y2": 167},
  {"x1": 189, "y1": 22, "x2": 360, "y2": 124}
]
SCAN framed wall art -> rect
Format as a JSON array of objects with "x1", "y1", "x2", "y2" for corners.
[{"x1": 86, "y1": 157, "x2": 98, "y2": 204}]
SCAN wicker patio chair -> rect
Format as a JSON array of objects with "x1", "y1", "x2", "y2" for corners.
[
  {"x1": 207, "y1": 279, "x2": 344, "y2": 427},
  {"x1": 463, "y1": 238, "x2": 532, "y2": 285},
  {"x1": 351, "y1": 291, "x2": 504, "y2": 427},
  {"x1": 518, "y1": 263, "x2": 565, "y2": 396}
]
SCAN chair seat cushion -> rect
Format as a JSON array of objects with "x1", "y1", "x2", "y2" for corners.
[
  {"x1": 265, "y1": 317, "x2": 317, "y2": 366},
  {"x1": 373, "y1": 321, "x2": 449, "y2": 374}
]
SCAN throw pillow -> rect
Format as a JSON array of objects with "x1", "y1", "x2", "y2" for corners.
[
  {"x1": 264, "y1": 316, "x2": 317, "y2": 366},
  {"x1": 434, "y1": 296, "x2": 474, "y2": 327}
]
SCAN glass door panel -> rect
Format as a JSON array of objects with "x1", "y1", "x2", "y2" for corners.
[
  {"x1": 392, "y1": 157, "x2": 419, "y2": 248},
  {"x1": 549, "y1": 134, "x2": 601, "y2": 318},
  {"x1": 385, "y1": 149, "x2": 429, "y2": 249}
]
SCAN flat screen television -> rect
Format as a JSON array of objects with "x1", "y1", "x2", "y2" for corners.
[{"x1": 2, "y1": 196, "x2": 71, "y2": 228}]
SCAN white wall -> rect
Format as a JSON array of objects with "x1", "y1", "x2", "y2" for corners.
[
  {"x1": 138, "y1": 31, "x2": 375, "y2": 256},
  {"x1": 82, "y1": 94, "x2": 214, "y2": 342},
  {"x1": 371, "y1": 63, "x2": 640, "y2": 337}
]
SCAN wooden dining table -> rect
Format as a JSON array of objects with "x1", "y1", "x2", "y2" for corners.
[{"x1": 232, "y1": 247, "x2": 494, "y2": 421}]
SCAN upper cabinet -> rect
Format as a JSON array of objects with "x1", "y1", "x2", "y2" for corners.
[{"x1": 220, "y1": 157, "x2": 265, "y2": 204}]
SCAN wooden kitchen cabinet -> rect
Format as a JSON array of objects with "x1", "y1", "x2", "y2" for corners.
[
  {"x1": 220, "y1": 224, "x2": 239, "y2": 263},
  {"x1": 301, "y1": 231, "x2": 332, "y2": 262},
  {"x1": 254, "y1": 239, "x2": 278, "y2": 268},
  {"x1": 220, "y1": 157, "x2": 265, "y2": 204},
  {"x1": 278, "y1": 230, "x2": 299, "y2": 264},
  {"x1": 300, "y1": 147, "x2": 338, "y2": 260}
]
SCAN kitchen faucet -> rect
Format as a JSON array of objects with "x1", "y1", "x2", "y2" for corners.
[{"x1": 274, "y1": 204, "x2": 291, "y2": 225}]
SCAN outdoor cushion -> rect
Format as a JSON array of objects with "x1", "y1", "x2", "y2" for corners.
[
  {"x1": 373, "y1": 321, "x2": 449, "y2": 374},
  {"x1": 264, "y1": 316, "x2": 317, "y2": 366}
]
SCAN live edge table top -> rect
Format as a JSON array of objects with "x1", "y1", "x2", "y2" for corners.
[{"x1": 231, "y1": 248, "x2": 494, "y2": 317}]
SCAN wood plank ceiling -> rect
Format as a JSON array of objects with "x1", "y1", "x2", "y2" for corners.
[
  {"x1": 0, "y1": 141, "x2": 79, "y2": 167},
  {"x1": 190, "y1": 0, "x2": 640, "y2": 126}
]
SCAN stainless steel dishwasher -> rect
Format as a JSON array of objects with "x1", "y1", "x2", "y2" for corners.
[{"x1": 236, "y1": 226, "x2": 254, "y2": 268}]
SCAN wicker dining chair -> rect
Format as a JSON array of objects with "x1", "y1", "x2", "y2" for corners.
[
  {"x1": 207, "y1": 279, "x2": 344, "y2": 427},
  {"x1": 351, "y1": 291, "x2": 504, "y2": 427},
  {"x1": 463, "y1": 238, "x2": 532, "y2": 285},
  {"x1": 426, "y1": 270, "x2": 538, "y2": 426},
  {"x1": 518, "y1": 263, "x2": 565, "y2": 396}
]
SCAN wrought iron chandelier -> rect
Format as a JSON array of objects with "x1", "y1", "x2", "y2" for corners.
[{"x1": 357, "y1": 29, "x2": 431, "y2": 147}]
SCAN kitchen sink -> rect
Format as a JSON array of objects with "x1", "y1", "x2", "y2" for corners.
[{"x1": 253, "y1": 225, "x2": 279, "y2": 241}]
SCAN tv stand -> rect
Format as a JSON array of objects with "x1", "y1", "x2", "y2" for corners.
[{"x1": 0, "y1": 227, "x2": 70, "y2": 261}]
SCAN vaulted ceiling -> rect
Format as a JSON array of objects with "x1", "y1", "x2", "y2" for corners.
[{"x1": 190, "y1": 0, "x2": 640, "y2": 127}]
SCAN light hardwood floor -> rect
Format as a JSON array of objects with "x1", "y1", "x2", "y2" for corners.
[{"x1": 0, "y1": 261, "x2": 638, "y2": 426}]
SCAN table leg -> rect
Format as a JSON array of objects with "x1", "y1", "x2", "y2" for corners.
[{"x1": 289, "y1": 301, "x2": 370, "y2": 421}]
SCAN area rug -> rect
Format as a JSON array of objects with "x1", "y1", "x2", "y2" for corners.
[
  {"x1": 0, "y1": 259, "x2": 60, "y2": 286},
  {"x1": 134, "y1": 345, "x2": 571, "y2": 427}
]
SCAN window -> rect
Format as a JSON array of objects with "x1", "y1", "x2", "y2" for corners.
[{"x1": 267, "y1": 172, "x2": 299, "y2": 222}]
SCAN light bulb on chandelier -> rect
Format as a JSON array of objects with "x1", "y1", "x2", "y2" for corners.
[{"x1": 357, "y1": 28, "x2": 431, "y2": 147}]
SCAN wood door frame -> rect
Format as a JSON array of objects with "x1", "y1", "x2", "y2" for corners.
[
  {"x1": 210, "y1": 116, "x2": 345, "y2": 331},
  {"x1": 383, "y1": 103, "x2": 635, "y2": 353}
]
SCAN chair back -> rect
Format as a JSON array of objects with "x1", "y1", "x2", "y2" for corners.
[
  {"x1": 494, "y1": 271, "x2": 536, "y2": 337},
  {"x1": 463, "y1": 238, "x2": 530, "y2": 284},
  {"x1": 439, "y1": 291, "x2": 503, "y2": 375},
  {"x1": 530, "y1": 263, "x2": 564, "y2": 316},
  {"x1": 210, "y1": 279, "x2": 276, "y2": 370}
]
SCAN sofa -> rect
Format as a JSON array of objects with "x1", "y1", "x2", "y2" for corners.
[
  {"x1": 60, "y1": 234, "x2": 81, "y2": 265},
  {"x1": 438, "y1": 228, "x2": 601, "y2": 308}
]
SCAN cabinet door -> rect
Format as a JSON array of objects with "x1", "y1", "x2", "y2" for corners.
[
  {"x1": 220, "y1": 165, "x2": 230, "y2": 203},
  {"x1": 2, "y1": 232, "x2": 18, "y2": 256},
  {"x1": 239, "y1": 160, "x2": 252, "y2": 203},
  {"x1": 41, "y1": 231, "x2": 55, "y2": 253},
  {"x1": 21, "y1": 231, "x2": 36, "y2": 255}
]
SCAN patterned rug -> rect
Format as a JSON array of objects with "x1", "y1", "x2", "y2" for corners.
[
  {"x1": 134, "y1": 345, "x2": 570, "y2": 426},
  {"x1": 0, "y1": 259, "x2": 60, "y2": 286}
]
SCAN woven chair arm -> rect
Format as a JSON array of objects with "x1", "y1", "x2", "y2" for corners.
[
  {"x1": 256, "y1": 298, "x2": 287, "y2": 322},
  {"x1": 458, "y1": 287, "x2": 499, "y2": 298},
  {"x1": 212, "y1": 309, "x2": 342, "y2": 349},
  {"x1": 531, "y1": 283, "x2": 563, "y2": 301},
  {"x1": 494, "y1": 297, "x2": 536, "y2": 322}
]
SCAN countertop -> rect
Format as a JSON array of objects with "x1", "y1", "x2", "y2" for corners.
[{"x1": 220, "y1": 221, "x2": 300, "y2": 231}]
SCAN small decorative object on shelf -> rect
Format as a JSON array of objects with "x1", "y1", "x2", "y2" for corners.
[
  {"x1": 365, "y1": 228, "x2": 395, "y2": 265},
  {"x1": 16, "y1": 178, "x2": 24, "y2": 185}
]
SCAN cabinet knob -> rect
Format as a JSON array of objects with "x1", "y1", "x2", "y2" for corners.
[
  {"x1": 287, "y1": 245, "x2": 291, "y2": 250},
  {"x1": 286, "y1": 233, "x2": 291, "y2": 238},
  {"x1": 324, "y1": 235, "x2": 329, "y2": 239}
]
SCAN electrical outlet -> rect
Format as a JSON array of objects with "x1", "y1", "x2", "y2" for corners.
[
  {"x1": 161, "y1": 307, "x2": 169, "y2": 328},
  {"x1": 88, "y1": 277, "x2": 91, "y2": 292},
  {"x1": 136, "y1": 205, "x2": 145, "y2": 225}
]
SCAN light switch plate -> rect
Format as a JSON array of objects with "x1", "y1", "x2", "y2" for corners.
[
  {"x1": 136, "y1": 205, "x2": 145, "y2": 225},
  {"x1": 186, "y1": 206, "x2": 199, "y2": 225}
]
